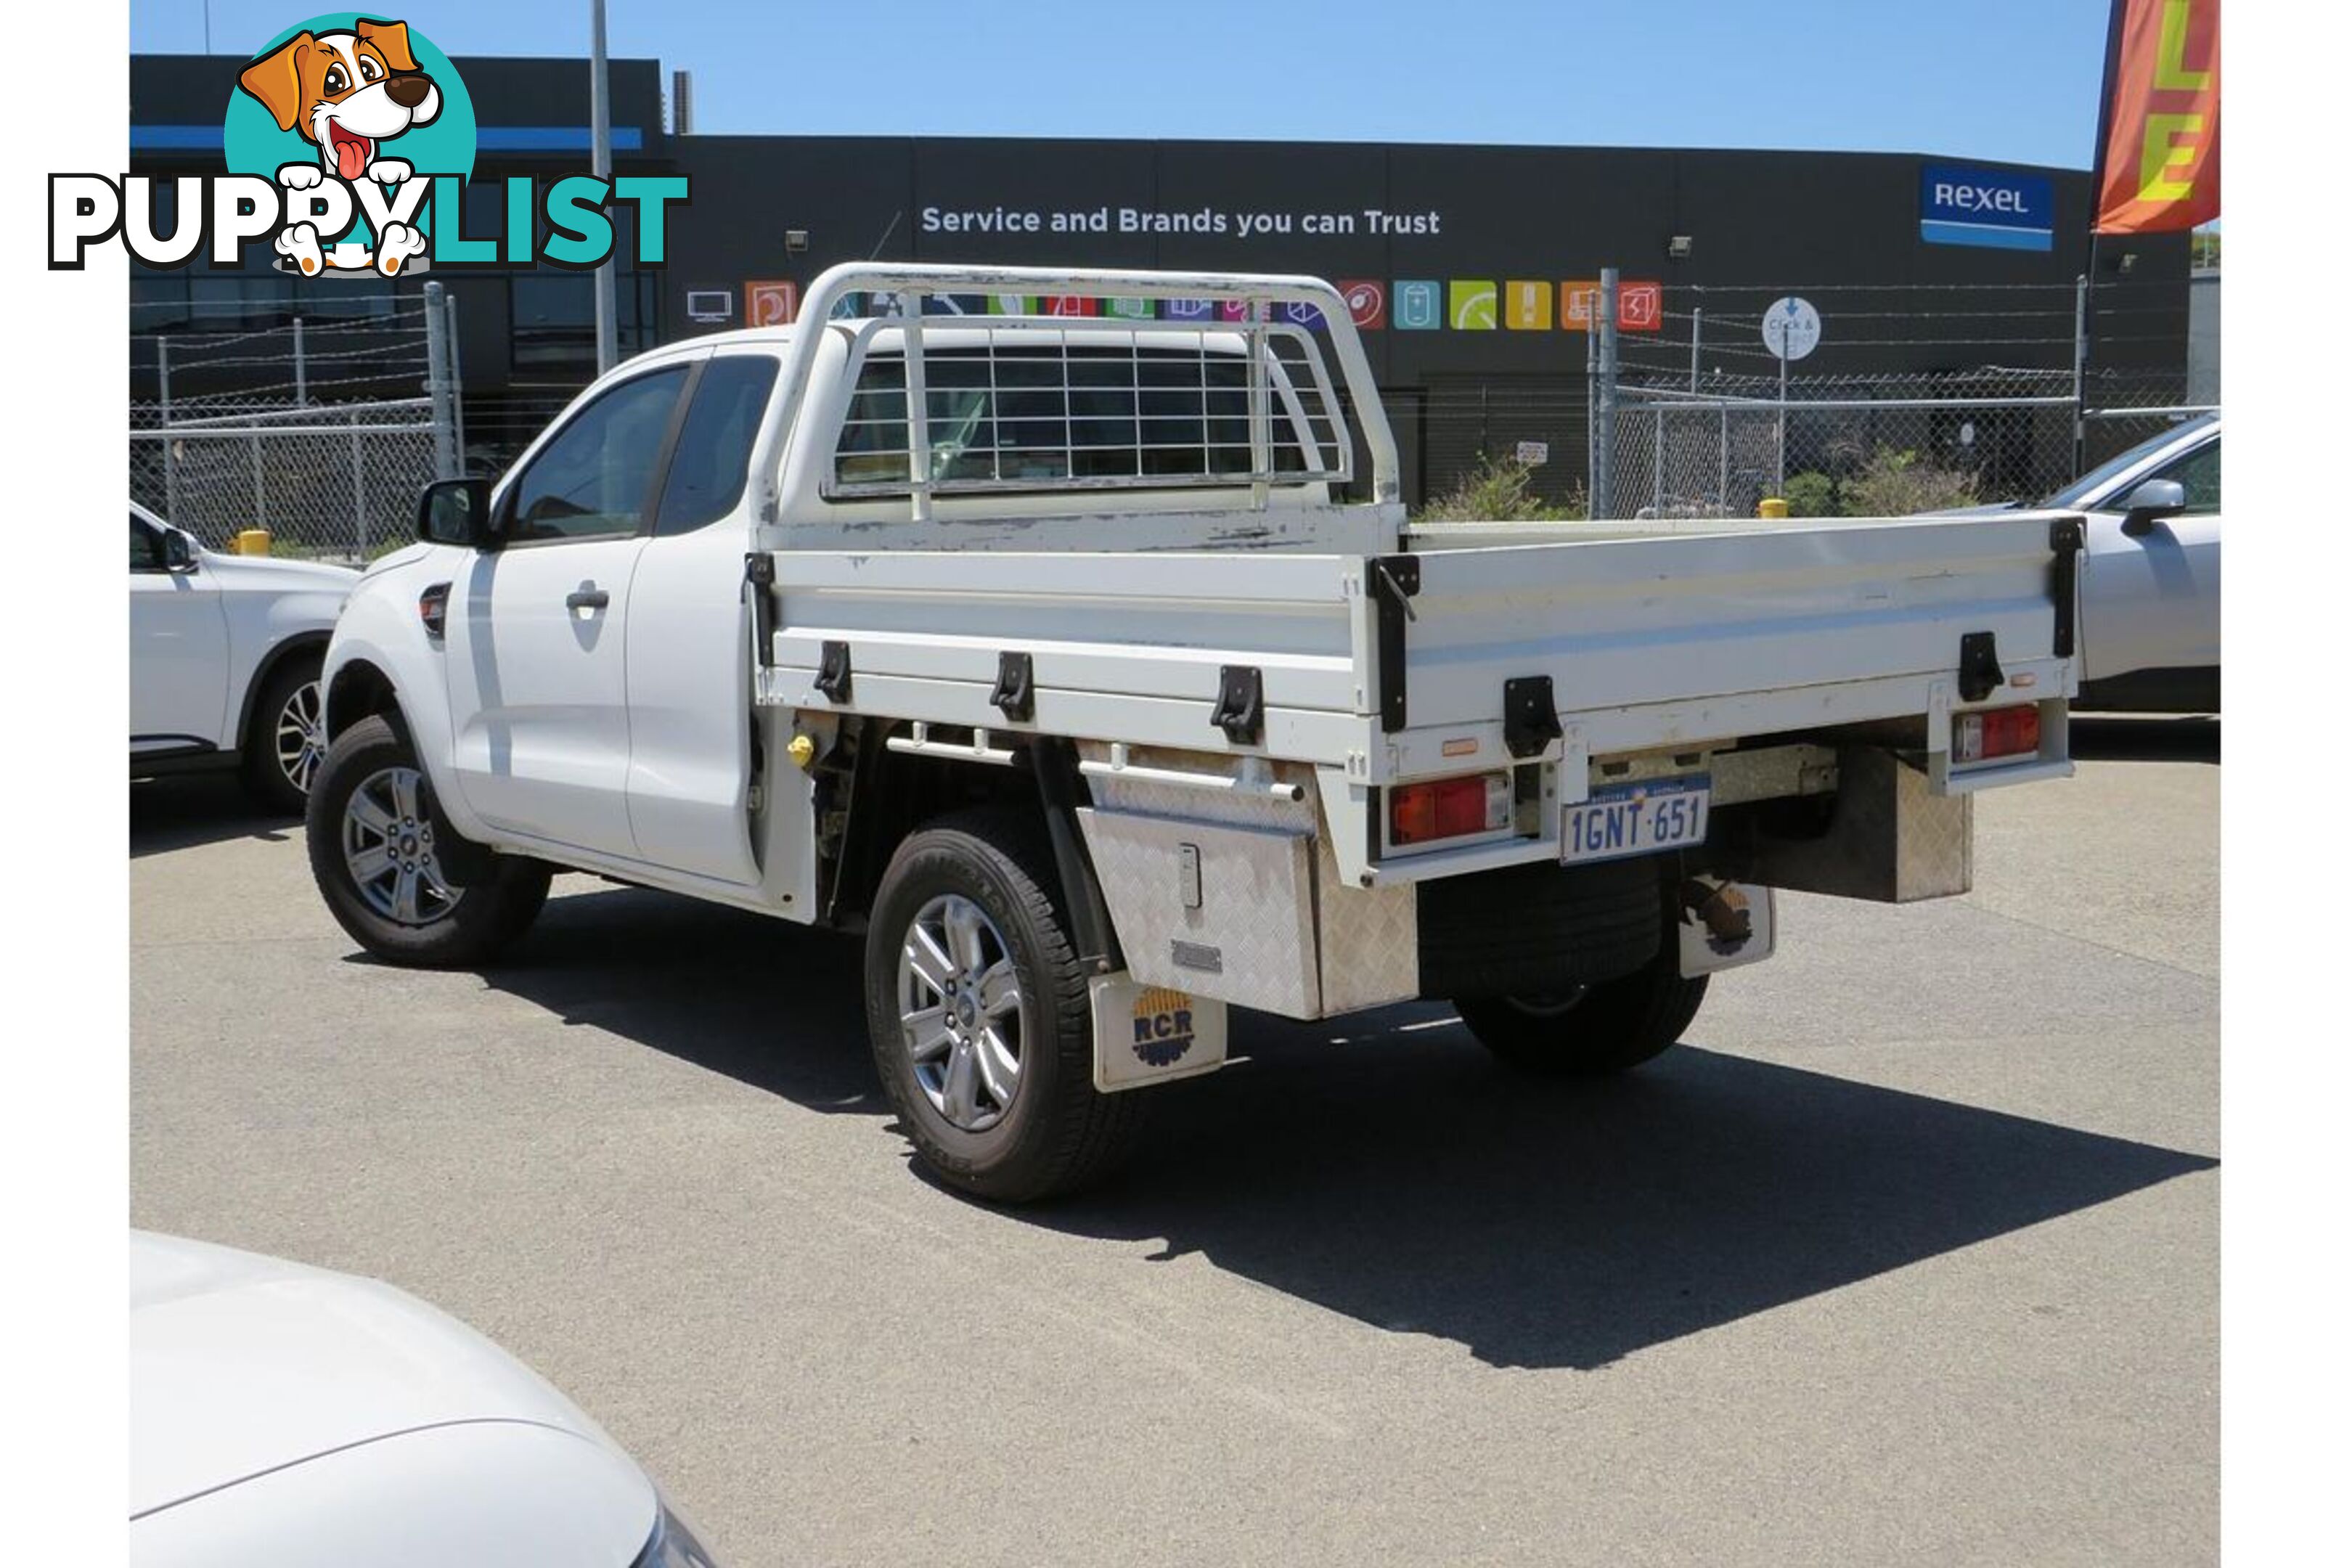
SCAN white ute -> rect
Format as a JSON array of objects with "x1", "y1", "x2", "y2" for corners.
[{"x1": 309, "y1": 264, "x2": 2083, "y2": 1201}]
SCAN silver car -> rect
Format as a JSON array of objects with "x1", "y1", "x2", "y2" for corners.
[{"x1": 1961, "y1": 415, "x2": 2220, "y2": 713}]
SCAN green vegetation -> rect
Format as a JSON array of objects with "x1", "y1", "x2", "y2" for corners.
[
  {"x1": 1839, "y1": 446, "x2": 1979, "y2": 516},
  {"x1": 1416, "y1": 454, "x2": 1585, "y2": 523},
  {"x1": 1780, "y1": 470, "x2": 1840, "y2": 518},
  {"x1": 1770, "y1": 446, "x2": 1979, "y2": 519}
]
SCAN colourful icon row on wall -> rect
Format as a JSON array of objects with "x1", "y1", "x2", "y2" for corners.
[{"x1": 738, "y1": 278, "x2": 1665, "y2": 333}]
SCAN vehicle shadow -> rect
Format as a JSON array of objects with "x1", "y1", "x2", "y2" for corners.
[
  {"x1": 2070, "y1": 714, "x2": 2219, "y2": 764},
  {"x1": 1038, "y1": 1010, "x2": 2216, "y2": 1369},
  {"x1": 129, "y1": 776, "x2": 299, "y2": 858},
  {"x1": 478, "y1": 885, "x2": 2215, "y2": 1372},
  {"x1": 483, "y1": 883, "x2": 881, "y2": 1112}
]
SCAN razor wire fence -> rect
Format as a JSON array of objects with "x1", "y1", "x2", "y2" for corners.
[{"x1": 128, "y1": 286, "x2": 462, "y2": 560}]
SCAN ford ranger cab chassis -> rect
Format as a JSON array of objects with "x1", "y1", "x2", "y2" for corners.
[{"x1": 311, "y1": 264, "x2": 2082, "y2": 1201}]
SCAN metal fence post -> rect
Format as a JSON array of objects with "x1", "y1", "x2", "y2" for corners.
[
  {"x1": 1651, "y1": 405, "x2": 1664, "y2": 515},
  {"x1": 293, "y1": 316, "x2": 307, "y2": 407},
  {"x1": 441, "y1": 287, "x2": 466, "y2": 471},
  {"x1": 1718, "y1": 405, "x2": 1729, "y2": 512},
  {"x1": 1689, "y1": 303, "x2": 1702, "y2": 391},
  {"x1": 249, "y1": 429, "x2": 266, "y2": 531},
  {"x1": 157, "y1": 336, "x2": 180, "y2": 525},
  {"x1": 424, "y1": 279, "x2": 456, "y2": 480},
  {"x1": 2071, "y1": 274, "x2": 2089, "y2": 475},
  {"x1": 1594, "y1": 269, "x2": 1619, "y2": 518},
  {"x1": 1776, "y1": 340, "x2": 1789, "y2": 495},
  {"x1": 1584, "y1": 328, "x2": 1596, "y2": 499},
  {"x1": 351, "y1": 409, "x2": 367, "y2": 560}
]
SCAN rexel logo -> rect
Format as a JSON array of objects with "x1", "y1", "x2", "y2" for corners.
[{"x1": 49, "y1": 14, "x2": 687, "y2": 277}]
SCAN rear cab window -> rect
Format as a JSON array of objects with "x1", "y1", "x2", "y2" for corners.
[
  {"x1": 656, "y1": 356, "x2": 783, "y2": 534},
  {"x1": 831, "y1": 341, "x2": 1320, "y2": 496}
]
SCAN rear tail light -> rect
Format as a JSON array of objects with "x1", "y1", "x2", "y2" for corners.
[
  {"x1": 1389, "y1": 772, "x2": 1511, "y2": 846},
  {"x1": 1953, "y1": 704, "x2": 2040, "y2": 764}
]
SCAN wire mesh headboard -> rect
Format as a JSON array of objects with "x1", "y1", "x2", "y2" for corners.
[
  {"x1": 822, "y1": 317, "x2": 1349, "y2": 503},
  {"x1": 748, "y1": 264, "x2": 1401, "y2": 525}
]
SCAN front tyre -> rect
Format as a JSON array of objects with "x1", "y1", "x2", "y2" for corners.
[
  {"x1": 305, "y1": 714, "x2": 550, "y2": 968},
  {"x1": 864, "y1": 809, "x2": 1143, "y2": 1204},
  {"x1": 1453, "y1": 948, "x2": 1708, "y2": 1077}
]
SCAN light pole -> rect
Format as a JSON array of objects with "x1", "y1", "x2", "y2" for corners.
[{"x1": 591, "y1": 0, "x2": 618, "y2": 374}]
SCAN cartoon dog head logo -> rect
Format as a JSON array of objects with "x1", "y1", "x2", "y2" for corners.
[
  {"x1": 51, "y1": 17, "x2": 685, "y2": 278},
  {"x1": 240, "y1": 20, "x2": 441, "y2": 187},
  {"x1": 224, "y1": 15, "x2": 474, "y2": 278}
]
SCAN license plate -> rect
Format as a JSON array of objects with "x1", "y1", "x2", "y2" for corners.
[{"x1": 1562, "y1": 775, "x2": 1711, "y2": 864}]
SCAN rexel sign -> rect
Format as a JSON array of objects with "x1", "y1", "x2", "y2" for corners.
[{"x1": 1919, "y1": 163, "x2": 2054, "y2": 253}]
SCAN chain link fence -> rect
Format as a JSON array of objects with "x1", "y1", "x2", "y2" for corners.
[
  {"x1": 1604, "y1": 364, "x2": 2207, "y2": 520},
  {"x1": 1583, "y1": 275, "x2": 2210, "y2": 519},
  {"x1": 128, "y1": 293, "x2": 460, "y2": 560}
]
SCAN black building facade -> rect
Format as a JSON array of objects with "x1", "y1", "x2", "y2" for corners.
[{"x1": 130, "y1": 52, "x2": 2189, "y2": 502}]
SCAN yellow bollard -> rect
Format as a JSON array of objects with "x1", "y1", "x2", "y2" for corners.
[
  {"x1": 233, "y1": 528, "x2": 273, "y2": 556},
  {"x1": 1757, "y1": 497, "x2": 1789, "y2": 520}
]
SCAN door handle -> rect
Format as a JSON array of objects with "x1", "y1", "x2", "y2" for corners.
[{"x1": 565, "y1": 586, "x2": 611, "y2": 611}]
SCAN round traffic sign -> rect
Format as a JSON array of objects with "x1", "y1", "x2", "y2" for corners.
[{"x1": 1762, "y1": 296, "x2": 1822, "y2": 362}]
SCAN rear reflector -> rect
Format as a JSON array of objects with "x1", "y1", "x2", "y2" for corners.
[
  {"x1": 1953, "y1": 704, "x2": 2040, "y2": 764},
  {"x1": 1390, "y1": 772, "x2": 1511, "y2": 846}
]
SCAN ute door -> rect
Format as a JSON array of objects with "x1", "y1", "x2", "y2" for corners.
[
  {"x1": 2081, "y1": 430, "x2": 2222, "y2": 682},
  {"x1": 129, "y1": 510, "x2": 232, "y2": 754},
  {"x1": 444, "y1": 364, "x2": 692, "y2": 859},
  {"x1": 623, "y1": 351, "x2": 784, "y2": 886}
]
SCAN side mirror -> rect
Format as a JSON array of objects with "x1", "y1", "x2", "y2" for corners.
[
  {"x1": 160, "y1": 529, "x2": 196, "y2": 572},
  {"x1": 2119, "y1": 477, "x2": 2186, "y2": 538},
  {"x1": 417, "y1": 478, "x2": 498, "y2": 547}
]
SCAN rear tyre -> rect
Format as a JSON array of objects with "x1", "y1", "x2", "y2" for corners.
[
  {"x1": 864, "y1": 809, "x2": 1144, "y2": 1204},
  {"x1": 305, "y1": 714, "x2": 551, "y2": 968},
  {"x1": 242, "y1": 653, "x2": 326, "y2": 814},
  {"x1": 1454, "y1": 949, "x2": 1707, "y2": 1077}
]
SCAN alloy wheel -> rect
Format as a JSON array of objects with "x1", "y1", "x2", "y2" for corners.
[
  {"x1": 340, "y1": 764, "x2": 464, "y2": 926},
  {"x1": 897, "y1": 893, "x2": 1025, "y2": 1132},
  {"x1": 274, "y1": 679, "x2": 326, "y2": 798}
]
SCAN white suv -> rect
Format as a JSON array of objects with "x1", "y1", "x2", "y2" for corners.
[{"x1": 130, "y1": 501, "x2": 356, "y2": 811}]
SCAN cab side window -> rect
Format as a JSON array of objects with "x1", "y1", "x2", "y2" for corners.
[
  {"x1": 656, "y1": 356, "x2": 782, "y2": 534},
  {"x1": 2155, "y1": 438, "x2": 2221, "y2": 515},
  {"x1": 507, "y1": 367, "x2": 690, "y2": 543}
]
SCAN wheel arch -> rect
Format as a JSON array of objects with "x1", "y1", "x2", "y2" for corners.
[
  {"x1": 825, "y1": 723, "x2": 1120, "y2": 972},
  {"x1": 233, "y1": 631, "x2": 331, "y2": 751},
  {"x1": 324, "y1": 656, "x2": 404, "y2": 744}
]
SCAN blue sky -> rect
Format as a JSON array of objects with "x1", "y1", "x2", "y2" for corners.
[{"x1": 134, "y1": 1, "x2": 2115, "y2": 169}]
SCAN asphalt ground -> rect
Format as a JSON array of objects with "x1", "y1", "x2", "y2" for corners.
[{"x1": 129, "y1": 716, "x2": 2218, "y2": 1567}]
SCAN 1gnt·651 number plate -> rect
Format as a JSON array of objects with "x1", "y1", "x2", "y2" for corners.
[{"x1": 1563, "y1": 775, "x2": 1711, "y2": 865}]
